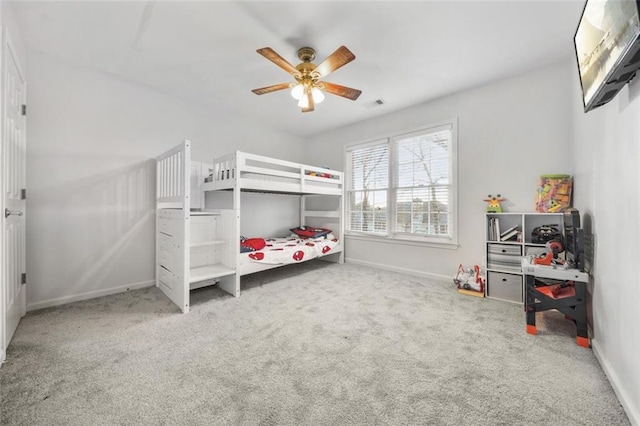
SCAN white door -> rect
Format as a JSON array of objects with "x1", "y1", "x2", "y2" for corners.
[{"x1": 2, "y1": 31, "x2": 27, "y2": 360}]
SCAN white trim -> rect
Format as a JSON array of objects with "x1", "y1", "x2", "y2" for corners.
[
  {"x1": 345, "y1": 137, "x2": 389, "y2": 152},
  {"x1": 345, "y1": 234, "x2": 459, "y2": 250},
  {"x1": 26, "y1": 280, "x2": 155, "y2": 312},
  {"x1": 450, "y1": 117, "x2": 459, "y2": 244},
  {"x1": 0, "y1": 24, "x2": 5, "y2": 367},
  {"x1": 592, "y1": 339, "x2": 639, "y2": 426},
  {"x1": 345, "y1": 258, "x2": 451, "y2": 282}
]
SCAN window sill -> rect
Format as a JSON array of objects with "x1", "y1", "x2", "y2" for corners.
[{"x1": 345, "y1": 233, "x2": 459, "y2": 250}]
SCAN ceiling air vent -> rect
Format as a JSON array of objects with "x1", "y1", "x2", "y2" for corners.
[{"x1": 365, "y1": 98, "x2": 386, "y2": 108}]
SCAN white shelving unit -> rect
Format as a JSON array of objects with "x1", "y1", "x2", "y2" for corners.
[
  {"x1": 188, "y1": 212, "x2": 235, "y2": 288},
  {"x1": 189, "y1": 264, "x2": 235, "y2": 284},
  {"x1": 485, "y1": 212, "x2": 563, "y2": 303}
]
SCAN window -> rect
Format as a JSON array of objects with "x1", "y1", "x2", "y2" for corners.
[
  {"x1": 345, "y1": 120, "x2": 457, "y2": 244},
  {"x1": 346, "y1": 141, "x2": 389, "y2": 235}
]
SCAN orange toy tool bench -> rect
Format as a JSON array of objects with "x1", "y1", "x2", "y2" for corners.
[{"x1": 522, "y1": 259, "x2": 589, "y2": 348}]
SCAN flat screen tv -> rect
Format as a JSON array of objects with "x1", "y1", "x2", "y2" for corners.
[{"x1": 574, "y1": 0, "x2": 640, "y2": 112}]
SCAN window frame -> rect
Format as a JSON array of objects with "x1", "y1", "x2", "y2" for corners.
[{"x1": 344, "y1": 118, "x2": 458, "y2": 247}]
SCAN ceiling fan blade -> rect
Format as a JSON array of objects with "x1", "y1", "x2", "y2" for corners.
[
  {"x1": 302, "y1": 91, "x2": 315, "y2": 113},
  {"x1": 251, "y1": 82, "x2": 291, "y2": 95},
  {"x1": 322, "y1": 82, "x2": 362, "y2": 100},
  {"x1": 313, "y1": 46, "x2": 356, "y2": 78},
  {"x1": 256, "y1": 47, "x2": 299, "y2": 76}
]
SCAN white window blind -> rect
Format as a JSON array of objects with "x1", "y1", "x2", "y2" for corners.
[
  {"x1": 393, "y1": 125, "x2": 452, "y2": 238},
  {"x1": 345, "y1": 120, "x2": 457, "y2": 244},
  {"x1": 346, "y1": 142, "x2": 389, "y2": 234}
]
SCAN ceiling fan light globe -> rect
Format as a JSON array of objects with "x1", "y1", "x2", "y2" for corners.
[
  {"x1": 297, "y1": 95, "x2": 309, "y2": 109},
  {"x1": 291, "y1": 84, "x2": 304, "y2": 100},
  {"x1": 311, "y1": 87, "x2": 325, "y2": 104}
]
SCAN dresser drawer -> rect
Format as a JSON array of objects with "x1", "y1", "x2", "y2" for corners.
[
  {"x1": 488, "y1": 244, "x2": 522, "y2": 256},
  {"x1": 158, "y1": 232, "x2": 173, "y2": 251},
  {"x1": 158, "y1": 266, "x2": 174, "y2": 291},
  {"x1": 158, "y1": 248, "x2": 174, "y2": 272},
  {"x1": 158, "y1": 217, "x2": 173, "y2": 236},
  {"x1": 487, "y1": 271, "x2": 522, "y2": 302},
  {"x1": 487, "y1": 253, "x2": 522, "y2": 267}
]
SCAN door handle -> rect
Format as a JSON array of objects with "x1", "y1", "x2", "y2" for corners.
[{"x1": 4, "y1": 208, "x2": 23, "y2": 218}]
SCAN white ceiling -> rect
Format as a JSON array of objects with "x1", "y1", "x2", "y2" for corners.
[{"x1": 11, "y1": 1, "x2": 585, "y2": 138}]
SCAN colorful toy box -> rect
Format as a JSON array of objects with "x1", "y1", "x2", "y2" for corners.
[{"x1": 535, "y1": 174, "x2": 573, "y2": 213}]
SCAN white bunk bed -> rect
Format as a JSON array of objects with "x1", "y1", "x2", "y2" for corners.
[{"x1": 156, "y1": 141, "x2": 343, "y2": 313}]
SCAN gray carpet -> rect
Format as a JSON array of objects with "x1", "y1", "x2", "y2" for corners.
[{"x1": 0, "y1": 261, "x2": 629, "y2": 425}]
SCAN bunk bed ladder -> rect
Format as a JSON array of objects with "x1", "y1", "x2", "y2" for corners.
[{"x1": 156, "y1": 140, "x2": 191, "y2": 313}]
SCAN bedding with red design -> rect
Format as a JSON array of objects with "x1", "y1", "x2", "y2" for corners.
[{"x1": 244, "y1": 234, "x2": 339, "y2": 264}]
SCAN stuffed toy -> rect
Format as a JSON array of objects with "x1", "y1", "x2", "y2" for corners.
[{"x1": 484, "y1": 194, "x2": 506, "y2": 213}]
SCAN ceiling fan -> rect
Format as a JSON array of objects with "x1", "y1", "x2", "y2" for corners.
[{"x1": 251, "y1": 46, "x2": 362, "y2": 113}]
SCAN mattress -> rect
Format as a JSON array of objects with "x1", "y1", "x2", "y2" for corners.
[{"x1": 239, "y1": 234, "x2": 339, "y2": 265}]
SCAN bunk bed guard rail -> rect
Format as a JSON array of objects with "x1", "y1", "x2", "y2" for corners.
[
  {"x1": 212, "y1": 151, "x2": 343, "y2": 194},
  {"x1": 157, "y1": 140, "x2": 190, "y2": 210}
]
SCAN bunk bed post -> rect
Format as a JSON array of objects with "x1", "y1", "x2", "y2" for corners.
[
  {"x1": 233, "y1": 151, "x2": 241, "y2": 211},
  {"x1": 338, "y1": 191, "x2": 344, "y2": 264},
  {"x1": 230, "y1": 151, "x2": 242, "y2": 296},
  {"x1": 181, "y1": 140, "x2": 191, "y2": 311},
  {"x1": 216, "y1": 209, "x2": 240, "y2": 298}
]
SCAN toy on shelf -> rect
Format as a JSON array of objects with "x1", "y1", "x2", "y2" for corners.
[
  {"x1": 530, "y1": 224, "x2": 562, "y2": 244},
  {"x1": 535, "y1": 174, "x2": 573, "y2": 213},
  {"x1": 533, "y1": 240, "x2": 565, "y2": 266},
  {"x1": 484, "y1": 194, "x2": 506, "y2": 213}
]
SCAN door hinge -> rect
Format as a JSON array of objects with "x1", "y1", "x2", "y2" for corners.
[
  {"x1": 21, "y1": 104, "x2": 27, "y2": 116},
  {"x1": 21, "y1": 273, "x2": 26, "y2": 285},
  {"x1": 21, "y1": 188, "x2": 26, "y2": 200}
]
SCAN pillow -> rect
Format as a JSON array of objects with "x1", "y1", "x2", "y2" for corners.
[
  {"x1": 290, "y1": 226, "x2": 332, "y2": 239},
  {"x1": 240, "y1": 237, "x2": 266, "y2": 253}
]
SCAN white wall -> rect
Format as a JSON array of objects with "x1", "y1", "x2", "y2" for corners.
[
  {"x1": 205, "y1": 191, "x2": 301, "y2": 238},
  {"x1": 307, "y1": 60, "x2": 573, "y2": 279},
  {"x1": 571, "y1": 66, "x2": 640, "y2": 425},
  {"x1": 25, "y1": 52, "x2": 305, "y2": 310}
]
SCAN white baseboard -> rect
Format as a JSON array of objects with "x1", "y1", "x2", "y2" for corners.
[
  {"x1": 345, "y1": 258, "x2": 450, "y2": 282},
  {"x1": 26, "y1": 280, "x2": 155, "y2": 312},
  {"x1": 592, "y1": 339, "x2": 639, "y2": 426}
]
